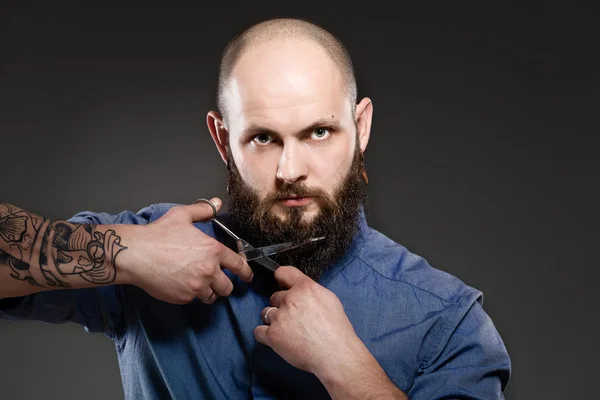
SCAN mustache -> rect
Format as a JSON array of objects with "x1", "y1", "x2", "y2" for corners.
[
  {"x1": 262, "y1": 183, "x2": 329, "y2": 204},
  {"x1": 259, "y1": 183, "x2": 338, "y2": 212},
  {"x1": 253, "y1": 182, "x2": 341, "y2": 224}
]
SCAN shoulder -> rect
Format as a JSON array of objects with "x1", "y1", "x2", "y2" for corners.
[
  {"x1": 67, "y1": 202, "x2": 216, "y2": 236},
  {"x1": 353, "y1": 227, "x2": 510, "y2": 369},
  {"x1": 356, "y1": 226, "x2": 480, "y2": 305},
  {"x1": 68, "y1": 203, "x2": 181, "y2": 225}
]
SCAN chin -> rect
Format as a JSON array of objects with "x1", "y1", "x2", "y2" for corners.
[{"x1": 271, "y1": 205, "x2": 319, "y2": 223}]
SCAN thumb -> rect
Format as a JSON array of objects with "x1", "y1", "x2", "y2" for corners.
[
  {"x1": 274, "y1": 266, "x2": 310, "y2": 289},
  {"x1": 184, "y1": 197, "x2": 222, "y2": 222}
]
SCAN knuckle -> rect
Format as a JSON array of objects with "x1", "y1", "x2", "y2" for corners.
[
  {"x1": 285, "y1": 293, "x2": 298, "y2": 307},
  {"x1": 179, "y1": 292, "x2": 194, "y2": 304},
  {"x1": 233, "y1": 256, "x2": 244, "y2": 272},
  {"x1": 200, "y1": 262, "x2": 217, "y2": 277},
  {"x1": 188, "y1": 278, "x2": 203, "y2": 292},
  {"x1": 274, "y1": 267, "x2": 287, "y2": 281},
  {"x1": 167, "y1": 205, "x2": 185, "y2": 219},
  {"x1": 300, "y1": 281, "x2": 314, "y2": 293},
  {"x1": 222, "y1": 282, "x2": 233, "y2": 296},
  {"x1": 207, "y1": 241, "x2": 223, "y2": 257}
]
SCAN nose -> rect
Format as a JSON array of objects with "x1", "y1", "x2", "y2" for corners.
[{"x1": 276, "y1": 141, "x2": 308, "y2": 185}]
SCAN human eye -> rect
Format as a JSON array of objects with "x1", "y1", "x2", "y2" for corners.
[
  {"x1": 310, "y1": 127, "x2": 331, "y2": 141},
  {"x1": 252, "y1": 133, "x2": 275, "y2": 146}
]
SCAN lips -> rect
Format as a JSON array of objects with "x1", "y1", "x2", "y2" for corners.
[{"x1": 277, "y1": 196, "x2": 313, "y2": 207}]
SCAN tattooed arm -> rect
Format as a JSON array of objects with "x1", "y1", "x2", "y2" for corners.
[
  {"x1": 0, "y1": 201, "x2": 254, "y2": 304},
  {"x1": 0, "y1": 203, "x2": 128, "y2": 299}
]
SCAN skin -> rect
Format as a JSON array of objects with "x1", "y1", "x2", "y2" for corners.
[
  {"x1": 0, "y1": 198, "x2": 254, "y2": 305},
  {"x1": 206, "y1": 37, "x2": 408, "y2": 400},
  {"x1": 208, "y1": 38, "x2": 372, "y2": 222}
]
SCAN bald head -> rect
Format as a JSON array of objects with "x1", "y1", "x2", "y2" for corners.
[{"x1": 216, "y1": 18, "x2": 357, "y2": 122}]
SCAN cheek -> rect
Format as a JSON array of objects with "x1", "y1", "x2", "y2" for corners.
[
  {"x1": 235, "y1": 150, "x2": 279, "y2": 192},
  {"x1": 308, "y1": 141, "x2": 354, "y2": 190}
]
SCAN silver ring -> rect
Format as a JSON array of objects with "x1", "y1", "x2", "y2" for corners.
[
  {"x1": 204, "y1": 289, "x2": 215, "y2": 301},
  {"x1": 193, "y1": 198, "x2": 217, "y2": 220},
  {"x1": 264, "y1": 306, "x2": 276, "y2": 325}
]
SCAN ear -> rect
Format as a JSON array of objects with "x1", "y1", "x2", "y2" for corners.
[
  {"x1": 355, "y1": 97, "x2": 373, "y2": 153},
  {"x1": 206, "y1": 110, "x2": 229, "y2": 165}
]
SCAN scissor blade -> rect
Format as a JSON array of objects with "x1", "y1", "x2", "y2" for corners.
[
  {"x1": 233, "y1": 239, "x2": 280, "y2": 271},
  {"x1": 212, "y1": 218, "x2": 242, "y2": 241},
  {"x1": 253, "y1": 256, "x2": 280, "y2": 272},
  {"x1": 240, "y1": 237, "x2": 326, "y2": 262},
  {"x1": 209, "y1": 217, "x2": 281, "y2": 272}
]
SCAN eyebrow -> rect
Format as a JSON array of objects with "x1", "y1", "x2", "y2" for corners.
[{"x1": 242, "y1": 118, "x2": 342, "y2": 139}]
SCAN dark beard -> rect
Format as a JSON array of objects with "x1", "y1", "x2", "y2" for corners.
[{"x1": 226, "y1": 145, "x2": 367, "y2": 282}]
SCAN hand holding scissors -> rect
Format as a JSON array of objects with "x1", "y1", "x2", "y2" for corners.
[{"x1": 115, "y1": 198, "x2": 254, "y2": 305}]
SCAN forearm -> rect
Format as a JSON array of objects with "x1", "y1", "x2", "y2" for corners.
[
  {"x1": 0, "y1": 202, "x2": 131, "y2": 299},
  {"x1": 316, "y1": 338, "x2": 408, "y2": 400}
]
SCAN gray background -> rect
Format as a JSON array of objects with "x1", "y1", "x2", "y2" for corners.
[{"x1": 1, "y1": 1, "x2": 598, "y2": 399}]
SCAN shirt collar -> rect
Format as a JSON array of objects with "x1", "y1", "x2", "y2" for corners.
[
  {"x1": 212, "y1": 206, "x2": 369, "y2": 294},
  {"x1": 317, "y1": 206, "x2": 368, "y2": 287}
]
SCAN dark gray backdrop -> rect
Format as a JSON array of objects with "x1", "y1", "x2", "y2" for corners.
[{"x1": 1, "y1": 2, "x2": 597, "y2": 399}]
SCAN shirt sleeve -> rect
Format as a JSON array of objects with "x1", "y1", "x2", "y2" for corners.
[
  {"x1": 0, "y1": 205, "x2": 157, "y2": 337},
  {"x1": 407, "y1": 293, "x2": 511, "y2": 400}
]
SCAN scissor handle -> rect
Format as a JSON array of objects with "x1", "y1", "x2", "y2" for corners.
[
  {"x1": 191, "y1": 197, "x2": 280, "y2": 272},
  {"x1": 193, "y1": 198, "x2": 243, "y2": 242},
  {"x1": 193, "y1": 198, "x2": 217, "y2": 219}
]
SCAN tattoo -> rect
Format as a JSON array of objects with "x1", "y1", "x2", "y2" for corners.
[
  {"x1": 39, "y1": 221, "x2": 69, "y2": 288},
  {"x1": 0, "y1": 203, "x2": 127, "y2": 288},
  {"x1": 0, "y1": 249, "x2": 39, "y2": 286}
]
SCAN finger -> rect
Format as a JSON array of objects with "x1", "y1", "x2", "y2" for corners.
[
  {"x1": 261, "y1": 306, "x2": 279, "y2": 325},
  {"x1": 185, "y1": 197, "x2": 223, "y2": 222},
  {"x1": 198, "y1": 286, "x2": 217, "y2": 304},
  {"x1": 254, "y1": 325, "x2": 270, "y2": 346},
  {"x1": 274, "y1": 266, "x2": 309, "y2": 289},
  {"x1": 210, "y1": 269, "x2": 234, "y2": 297},
  {"x1": 269, "y1": 290, "x2": 287, "y2": 307},
  {"x1": 219, "y1": 247, "x2": 254, "y2": 282}
]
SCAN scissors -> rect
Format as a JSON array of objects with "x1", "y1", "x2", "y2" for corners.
[{"x1": 194, "y1": 198, "x2": 325, "y2": 272}]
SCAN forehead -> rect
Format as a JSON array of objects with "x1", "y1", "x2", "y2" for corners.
[{"x1": 223, "y1": 38, "x2": 351, "y2": 133}]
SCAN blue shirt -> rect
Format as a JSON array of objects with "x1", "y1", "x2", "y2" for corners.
[{"x1": 1, "y1": 203, "x2": 511, "y2": 399}]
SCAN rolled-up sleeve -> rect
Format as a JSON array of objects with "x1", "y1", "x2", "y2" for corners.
[
  {"x1": 408, "y1": 294, "x2": 511, "y2": 400},
  {"x1": 0, "y1": 205, "x2": 159, "y2": 337}
]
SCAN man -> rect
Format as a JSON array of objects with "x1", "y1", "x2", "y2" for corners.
[{"x1": 0, "y1": 18, "x2": 510, "y2": 399}]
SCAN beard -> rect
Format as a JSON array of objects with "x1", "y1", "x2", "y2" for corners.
[{"x1": 225, "y1": 143, "x2": 367, "y2": 282}]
